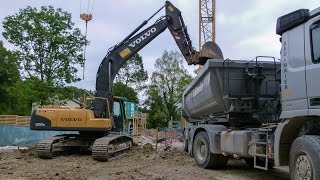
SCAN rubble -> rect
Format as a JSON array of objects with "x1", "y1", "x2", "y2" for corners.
[
  {"x1": 0, "y1": 138, "x2": 290, "y2": 180},
  {"x1": 0, "y1": 146, "x2": 28, "y2": 153}
]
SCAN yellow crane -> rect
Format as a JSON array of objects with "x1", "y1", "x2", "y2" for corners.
[
  {"x1": 183, "y1": 0, "x2": 217, "y2": 128},
  {"x1": 199, "y1": 0, "x2": 216, "y2": 50},
  {"x1": 194, "y1": 0, "x2": 217, "y2": 75}
]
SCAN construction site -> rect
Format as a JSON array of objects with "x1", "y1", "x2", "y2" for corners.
[
  {"x1": 1, "y1": 0, "x2": 320, "y2": 180},
  {"x1": 0, "y1": 116, "x2": 290, "y2": 180}
]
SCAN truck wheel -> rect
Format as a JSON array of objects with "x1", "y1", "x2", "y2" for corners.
[
  {"x1": 289, "y1": 135, "x2": 320, "y2": 180},
  {"x1": 193, "y1": 131, "x2": 228, "y2": 169}
]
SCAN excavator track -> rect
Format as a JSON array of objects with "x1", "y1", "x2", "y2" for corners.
[
  {"x1": 36, "y1": 135, "x2": 68, "y2": 159},
  {"x1": 92, "y1": 135, "x2": 133, "y2": 161},
  {"x1": 36, "y1": 134, "x2": 132, "y2": 161}
]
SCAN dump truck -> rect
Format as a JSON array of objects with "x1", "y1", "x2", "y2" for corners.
[{"x1": 183, "y1": 7, "x2": 320, "y2": 180}]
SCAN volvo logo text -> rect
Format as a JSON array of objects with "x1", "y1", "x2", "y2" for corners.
[{"x1": 129, "y1": 27, "x2": 157, "y2": 48}]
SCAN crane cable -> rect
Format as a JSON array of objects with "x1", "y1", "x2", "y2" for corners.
[
  {"x1": 80, "y1": 0, "x2": 94, "y2": 80},
  {"x1": 83, "y1": 21, "x2": 88, "y2": 80}
]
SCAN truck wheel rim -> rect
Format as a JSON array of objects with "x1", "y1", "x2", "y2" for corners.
[
  {"x1": 196, "y1": 139, "x2": 206, "y2": 161},
  {"x1": 295, "y1": 154, "x2": 312, "y2": 180}
]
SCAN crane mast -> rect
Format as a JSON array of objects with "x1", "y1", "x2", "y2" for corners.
[{"x1": 199, "y1": 0, "x2": 216, "y2": 50}]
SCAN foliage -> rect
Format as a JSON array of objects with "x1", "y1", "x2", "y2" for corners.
[
  {"x1": 145, "y1": 86, "x2": 167, "y2": 128},
  {"x1": 0, "y1": 42, "x2": 19, "y2": 84},
  {"x1": 0, "y1": 43, "x2": 46, "y2": 115},
  {"x1": 113, "y1": 82, "x2": 139, "y2": 104},
  {"x1": 2, "y1": 6, "x2": 87, "y2": 83},
  {"x1": 0, "y1": 41, "x2": 20, "y2": 114},
  {"x1": 145, "y1": 50, "x2": 193, "y2": 128},
  {"x1": 58, "y1": 86, "x2": 86, "y2": 100},
  {"x1": 0, "y1": 41, "x2": 87, "y2": 115},
  {"x1": 3, "y1": 78, "x2": 91, "y2": 115},
  {"x1": 6, "y1": 78, "x2": 40, "y2": 115},
  {"x1": 2, "y1": 5, "x2": 87, "y2": 104},
  {"x1": 115, "y1": 53, "x2": 148, "y2": 91}
]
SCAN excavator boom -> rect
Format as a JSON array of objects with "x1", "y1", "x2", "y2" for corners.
[{"x1": 95, "y1": 1, "x2": 206, "y2": 118}]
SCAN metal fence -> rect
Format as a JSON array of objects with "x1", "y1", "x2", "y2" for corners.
[{"x1": 142, "y1": 128, "x2": 183, "y2": 151}]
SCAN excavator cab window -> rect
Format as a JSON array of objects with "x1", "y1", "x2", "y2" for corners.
[
  {"x1": 113, "y1": 101, "x2": 121, "y2": 117},
  {"x1": 311, "y1": 21, "x2": 320, "y2": 63},
  {"x1": 85, "y1": 98, "x2": 94, "y2": 110},
  {"x1": 112, "y1": 99, "x2": 125, "y2": 132},
  {"x1": 95, "y1": 98, "x2": 111, "y2": 118}
]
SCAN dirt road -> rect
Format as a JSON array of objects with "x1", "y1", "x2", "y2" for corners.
[{"x1": 0, "y1": 143, "x2": 290, "y2": 180}]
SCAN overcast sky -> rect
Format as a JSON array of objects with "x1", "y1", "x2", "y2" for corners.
[{"x1": 0, "y1": 0, "x2": 319, "y2": 91}]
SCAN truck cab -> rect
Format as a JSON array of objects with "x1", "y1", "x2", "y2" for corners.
[
  {"x1": 183, "y1": 7, "x2": 320, "y2": 180},
  {"x1": 277, "y1": 8, "x2": 320, "y2": 118}
]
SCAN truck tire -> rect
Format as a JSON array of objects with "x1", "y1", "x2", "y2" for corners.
[
  {"x1": 193, "y1": 131, "x2": 228, "y2": 169},
  {"x1": 289, "y1": 135, "x2": 320, "y2": 180}
]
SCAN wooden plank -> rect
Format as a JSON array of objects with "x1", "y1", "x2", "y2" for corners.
[
  {"x1": 0, "y1": 115, "x2": 17, "y2": 125},
  {"x1": 0, "y1": 117, "x2": 17, "y2": 121},
  {"x1": 0, "y1": 115, "x2": 30, "y2": 126},
  {"x1": 5, "y1": 121, "x2": 16, "y2": 125},
  {"x1": 18, "y1": 116, "x2": 31, "y2": 126},
  {"x1": 0, "y1": 115, "x2": 17, "y2": 118}
]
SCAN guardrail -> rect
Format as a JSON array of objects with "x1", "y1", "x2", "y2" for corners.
[{"x1": 0, "y1": 115, "x2": 31, "y2": 126}]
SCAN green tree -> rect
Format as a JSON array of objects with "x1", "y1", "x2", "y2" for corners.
[
  {"x1": 145, "y1": 85, "x2": 167, "y2": 128},
  {"x1": 0, "y1": 41, "x2": 20, "y2": 114},
  {"x1": 2, "y1": 6, "x2": 87, "y2": 104},
  {"x1": 113, "y1": 82, "x2": 139, "y2": 104},
  {"x1": 145, "y1": 50, "x2": 193, "y2": 128},
  {"x1": 7, "y1": 78, "x2": 39, "y2": 115},
  {"x1": 115, "y1": 53, "x2": 148, "y2": 91}
]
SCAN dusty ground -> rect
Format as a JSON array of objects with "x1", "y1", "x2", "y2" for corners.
[{"x1": 0, "y1": 143, "x2": 290, "y2": 180}]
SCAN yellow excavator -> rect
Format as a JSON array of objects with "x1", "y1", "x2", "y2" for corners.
[{"x1": 30, "y1": 1, "x2": 221, "y2": 161}]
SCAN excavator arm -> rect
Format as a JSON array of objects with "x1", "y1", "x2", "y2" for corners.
[{"x1": 94, "y1": 1, "x2": 217, "y2": 118}]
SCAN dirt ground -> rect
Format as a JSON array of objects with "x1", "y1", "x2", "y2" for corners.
[{"x1": 0, "y1": 142, "x2": 290, "y2": 180}]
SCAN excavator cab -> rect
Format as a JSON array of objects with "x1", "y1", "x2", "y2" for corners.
[
  {"x1": 82, "y1": 96, "x2": 126, "y2": 132},
  {"x1": 30, "y1": 96, "x2": 130, "y2": 134}
]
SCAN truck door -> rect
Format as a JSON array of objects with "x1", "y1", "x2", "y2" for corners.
[
  {"x1": 280, "y1": 24, "x2": 308, "y2": 118},
  {"x1": 305, "y1": 16, "x2": 320, "y2": 115}
]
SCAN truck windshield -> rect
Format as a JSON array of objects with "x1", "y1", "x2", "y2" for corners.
[{"x1": 311, "y1": 23, "x2": 320, "y2": 63}]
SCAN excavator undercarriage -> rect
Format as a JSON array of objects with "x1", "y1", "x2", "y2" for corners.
[{"x1": 35, "y1": 134, "x2": 132, "y2": 161}]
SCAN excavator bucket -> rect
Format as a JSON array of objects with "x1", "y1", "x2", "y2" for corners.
[{"x1": 196, "y1": 41, "x2": 224, "y2": 65}]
